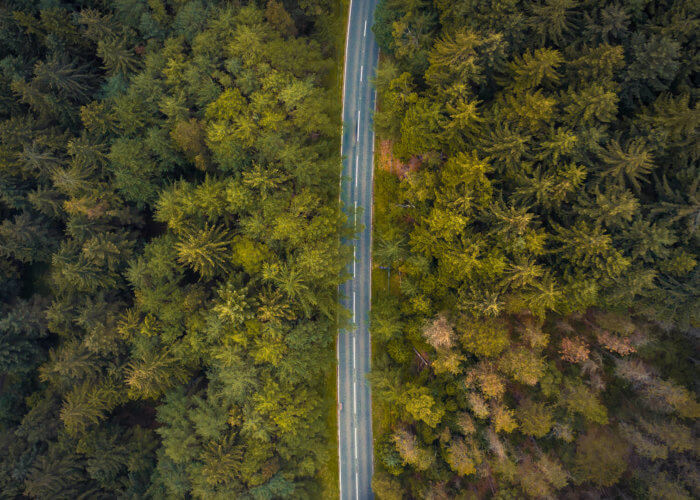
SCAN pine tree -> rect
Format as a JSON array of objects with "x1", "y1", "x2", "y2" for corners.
[
  {"x1": 256, "y1": 287, "x2": 296, "y2": 324},
  {"x1": 23, "y1": 444, "x2": 86, "y2": 499},
  {"x1": 0, "y1": 298, "x2": 49, "y2": 375},
  {"x1": 96, "y1": 39, "x2": 141, "y2": 76},
  {"x1": 599, "y1": 139, "x2": 655, "y2": 191},
  {"x1": 507, "y1": 48, "x2": 562, "y2": 91},
  {"x1": 0, "y1": 212, "x2": 56, "y2": 263},
  {"x1": 75, "y1": 8, "x2": 117, "y2": 43},
  {"x1": 527, "y1": 0, "x2": 577, "y2": 45},
  {"x1": 27, "y1": 186, "x2": 64, "y2": 218},
  {"x1": 175, "y1": 223, "x2": 233, "y2": 278},
  {"x1": 426, "y1": 30, "x2": 504, "y2": 89},
  {"x1": 622, "y1": 33, "x2": 680, "y2": 104},
  {"x1": 199, "y1": 434, "x2": 243, "y2": 487},
  {"x1": 585, "y1": 3, "x2": 629, "y2": 43},
  {"x1": 552, "y1": 221, "x2": 630, "y2": 280},
  {"x1": 395, "y1": 98, "x2": 443, "y2": 160},
  {"x1": 126, "y1": 350, "x2": 190, "y2": 400},
  {"x1": 39, "y1": 340, "x2": 99, "y2": 387},
  {"x1": 60, "y1": 381, "x2": 116, "y2": 435},
  {"x1": 483, "y1": 124, "x2": 531, "y2": 172},
  {"x1": 32, "y1": 57, "x2": 94, "y2": 103},
  {"x1": 263, "y1": 262, "x2": 316, "y2": 317},
  {"x1": 375, "y1": 235, "x2": 406, "y2": 268},
  {"x1": 564, "y1": 84, "x2": 619, "y2": 125}
]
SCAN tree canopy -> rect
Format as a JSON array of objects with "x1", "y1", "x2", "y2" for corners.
[
  {"x1": 0, "y1": 0, "x2": 345, "y2": 497},
  {"x1": 371, "y1": 0, "x2": 698, "y2": 497}
]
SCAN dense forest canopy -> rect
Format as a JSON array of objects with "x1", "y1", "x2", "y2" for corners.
[
  {"x1": 371, "y1": 0, "x2": 698, "y2": 498},
  {"x1": 0, "y1": 0, "x2": 698, "y2": 498},
  {"x1": 0, "y1": 0, "x2": 345, "y2": 497}
]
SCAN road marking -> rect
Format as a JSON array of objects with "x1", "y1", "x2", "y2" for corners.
[
  {"x1": 354, "y1": 153, "x2": 359, "y2": 188},
  {"x1": 353, "y1": 335, "x2": 356, "y2": 370},
  {"x1": 353, "y1": 380, "x2": 357, "y2": 410},
  {"x1": 356, "y1": 109, "x2": 360, "y2": 139},
  {"x1": 355, "y1": 471, "x2": 360, "y2": 500},
  {"x1": 360, "y1": 65, "x2": 363, "y2": 82},
  {"x1": 364, "y1": 20, "x2": 367, "y2": 37},
  {"x1": 352, "y1": 287, "x2": 355, "y2": 322},
  {"x1": 352, "y1": 337, "x2": 357, "y2": 411},
  {"x1": 353, "y1": 243, "x2": 356, "y2": 276},
  {"x1": 354, "y1": 426, "x2": 358, "y2": 459}
]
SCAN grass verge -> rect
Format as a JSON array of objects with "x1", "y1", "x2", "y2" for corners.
[
  {"x1": 371, "y1": 129, "x2": 386, "y2": 493},
  {"x1": 319, "y1": 1, "x2": 350, "y2": 498}
]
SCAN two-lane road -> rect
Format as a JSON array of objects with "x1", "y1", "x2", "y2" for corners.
[{"x1": 338, "y1": 0, "x2": 379, "y2": 499}]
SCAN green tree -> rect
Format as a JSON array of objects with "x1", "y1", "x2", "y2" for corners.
[
  {"x1": 599, "y1": 139, "x2": 655, "y2": 191},
  {"x1": 515, "y1": 400, "x2": 553, "y2": 438},
  {"x1": 175, "y1": 223, "x2": 233, "y2": 278},
  {"x1": 573, "y1": 427, "x2": 628, "y2": 486},
  {"x1": 507, "y1": 48, "x2": 562, "y2": 91}
]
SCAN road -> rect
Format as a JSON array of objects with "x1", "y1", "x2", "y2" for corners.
[{"x1": 337, "y1": 0, "x2": 379, "y2": 499}]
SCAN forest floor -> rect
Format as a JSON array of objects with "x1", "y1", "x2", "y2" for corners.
[{"x1": 378, "y1": 139, "x2": 421, "y2": 178}]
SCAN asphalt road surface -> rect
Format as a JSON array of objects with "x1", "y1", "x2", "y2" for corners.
[{"x1": 337, "y1": 0, "x2": 379, "y2": 499}]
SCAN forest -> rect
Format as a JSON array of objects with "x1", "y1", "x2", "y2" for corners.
[
  {"x1": 0, "y1": 0, "x2": 346, "y2": 497},
  {"x1": 1, "y1": 0, "x2": 698, "y2": 498},
  {"x1": 370, "y1": 0, "x2": 698, "y2": 498}
]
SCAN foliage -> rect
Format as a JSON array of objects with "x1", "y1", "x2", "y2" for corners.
[
  {"x1": 371, "y1": 0, "x2": 699, "y2": 497},
  {"x1": 0, "y1": 0, "x2": 344, "y2": 497}
]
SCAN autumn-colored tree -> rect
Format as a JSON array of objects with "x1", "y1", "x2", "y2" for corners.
[
  {"x1": 393, "y1": 428, "x2": 434, "y2": 471},
  {"x1": 445, "y1": 437, "x2": 481, "y2": 476},
  {"x1": 559, "y1": 336, "x2": 590, "y2": 363}
]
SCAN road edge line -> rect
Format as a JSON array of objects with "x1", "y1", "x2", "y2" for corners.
[{"x1": 338, "y1": 3, "x2": 353, "y2": 499}]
